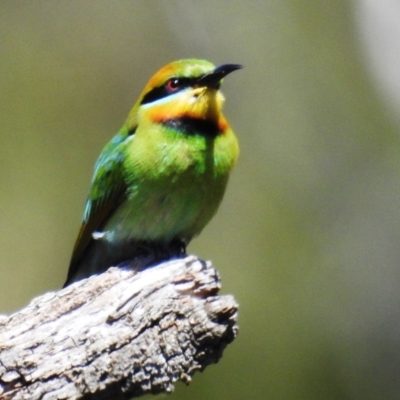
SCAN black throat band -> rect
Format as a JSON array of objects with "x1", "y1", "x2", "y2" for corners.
[{"x1": 162, "y1": 117, "x2": 221, "y2": 138}]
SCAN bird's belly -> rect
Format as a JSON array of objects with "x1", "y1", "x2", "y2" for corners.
[{"x1": 102, "y1": 174, "x2": 227, "y2": 244}]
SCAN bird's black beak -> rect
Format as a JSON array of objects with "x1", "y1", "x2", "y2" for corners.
[{"x1": 197, "y1": 63, "x2": 243, "y2": 88}]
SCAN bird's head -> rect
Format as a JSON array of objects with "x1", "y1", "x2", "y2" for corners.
[{"x1": 125, "y1": 59, "x2": 242, "y2": 133}]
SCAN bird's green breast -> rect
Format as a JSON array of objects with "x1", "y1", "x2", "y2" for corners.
[{"x1": 102, "y1": 121, "x2": 238, "y2": 243}]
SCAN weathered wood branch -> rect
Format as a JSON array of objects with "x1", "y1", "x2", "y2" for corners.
[{"x1": 0, "y1": 256, "x2": 238, "y2": 400}]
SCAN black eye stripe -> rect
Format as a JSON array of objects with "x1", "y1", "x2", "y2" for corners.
[
  {"x1": 140, "y1": 85, "x2": 170, "y2": 105},
  {"x1": 140, "y1": 77, "x2": 197, "y2": 105}
]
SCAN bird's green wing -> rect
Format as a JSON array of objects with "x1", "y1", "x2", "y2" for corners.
[{"x1": 66, "y1": 130, "x2": 134, "y2": 282}]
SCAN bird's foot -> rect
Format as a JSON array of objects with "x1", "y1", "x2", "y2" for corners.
[{"x1": 117, "y1": 239, "x2": 187, "y2": 272}]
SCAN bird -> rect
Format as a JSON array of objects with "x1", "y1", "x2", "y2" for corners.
[{"x1": 64, "y1": 59, "x2": 242, "y2": 286}]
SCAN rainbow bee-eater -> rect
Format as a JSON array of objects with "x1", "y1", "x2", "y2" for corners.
[{"x1": 64, "y1": 59, "x2": 242, "y2": 286}]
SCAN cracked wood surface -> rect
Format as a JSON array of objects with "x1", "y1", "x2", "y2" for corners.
[{"x1": 0, "y1": 256, "x2": 238, "y2": 399}]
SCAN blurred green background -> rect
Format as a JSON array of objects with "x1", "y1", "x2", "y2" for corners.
[{"x1": 2, "y1": 1, "x2": 400, "y2": 399}]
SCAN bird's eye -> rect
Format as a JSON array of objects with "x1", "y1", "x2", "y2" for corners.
[{"x1": 166, "y1": 78, "x2": 181, "y2": 92}]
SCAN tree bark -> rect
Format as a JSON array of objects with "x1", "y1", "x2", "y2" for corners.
[{"x1": 0, "y1": 256, "x2": 238, "y2": 400}]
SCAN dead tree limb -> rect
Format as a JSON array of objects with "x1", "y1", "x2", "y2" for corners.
[{"x1": 0, "y1": 256, "x2": 238, "y2": 400}]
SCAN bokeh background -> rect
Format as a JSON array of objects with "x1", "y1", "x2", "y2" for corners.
[{"x1": 2, "y1": 1, "x2": 400, "y2": 399}]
